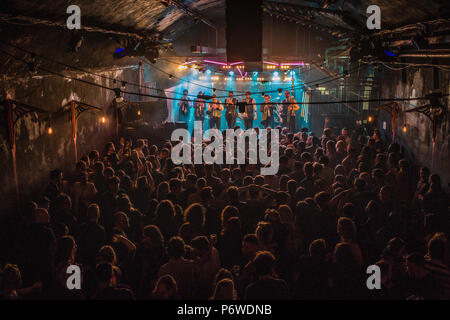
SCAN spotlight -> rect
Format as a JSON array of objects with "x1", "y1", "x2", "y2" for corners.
[
  {"x1": 229, "y1": 71, "x2": 234, "y2": 76},
  {"x1": 253, "y1": 71, "x2": 258, "y2": 76},
  {"x1": 273, "y1": 71, "x2": 279, "y2": 76},
  {"x1": 206, "y1": 69, "x2": 212, "y2": 74}
]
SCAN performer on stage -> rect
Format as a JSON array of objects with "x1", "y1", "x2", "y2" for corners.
[
  {"x1": 224, "y1": 91, "x2": 238, "y2": 129},
  {"x1": 242, "y1": 91, "x2": 257, "y2": 130},
  {"x1": 177, "y1": 89, "x2": 191, "y2": 123},
  {"x1": 193, "y1": 91, "x2": 206, "y2": 128},
  {"x1": 282, "y1": 90, "x2": 299, "y2": 133},
  {"x1": 208, "y1": 94, "x2": 223, "y2": 130},
  {"x1": 260, "y1": 94, "x2": 275, "y2": 129}
]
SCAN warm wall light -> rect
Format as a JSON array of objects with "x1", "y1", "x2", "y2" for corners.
[
  {"x1": 47, "y1": 125, "x2": 53, "y2": 135},
  {"x1": 101, "y1": 116, "x2": 106, "y2": 123},
  {"x1": 368, "y1": 116, "x2": 373, "y2": 122},
  {"x1": 402, "y1": 124, "x2": 407, "y2": 133},
  {"x1": 137, "y1": 109, "x2": 141, "y2": 116}
]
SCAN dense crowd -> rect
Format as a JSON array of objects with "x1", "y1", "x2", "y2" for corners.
[{"x1": 0, "y1": 125, "x2": 449, "y2": 300}]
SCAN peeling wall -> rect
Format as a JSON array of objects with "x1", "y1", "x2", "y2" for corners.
[
  {"x1": 377, "y1": 67, "x2": 450, "y2": 185},
  {"x1": 0, "y1": 67, "x2": 139, "y2": 215}
]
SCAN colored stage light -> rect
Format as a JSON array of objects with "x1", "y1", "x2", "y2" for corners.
[
  {"x1": 229, "y1": 71, "x2": 234, "y2": 76},
  {"x1": 206, "y1": 69, "x2": 212, "y2": 74}
]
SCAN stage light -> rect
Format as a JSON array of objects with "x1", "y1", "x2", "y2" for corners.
[
  {"x1": 229, "y1": 71, "x2": 234, "y2": 76},
  {"x1": 403, "y1": 124, "x2": 407, "y2": 133},
  {"x1": 178, "y1": 65, "x2": 188, "y2": 70},
  {"x1": 206, "y1": 69, "x2": 212, "y2": 74},
  {"x1": 273, "y1": 71, "x2": 279, "y2": 76},
  {"x1": 253, "y1": 71, "x2": 258, "y2": 76}
]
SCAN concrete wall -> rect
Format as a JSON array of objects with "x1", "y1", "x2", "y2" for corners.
[
  {"x1": 377, "y1": 67, "x2": 450, "y2": 185},
  {"x1": 0, "y1": 67, "x2": 139, "y2": 215}
]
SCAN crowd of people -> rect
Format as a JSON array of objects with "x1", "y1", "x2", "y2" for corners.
[{"x1": 0, "y1": 124, "x2": 449, "y2": 300}]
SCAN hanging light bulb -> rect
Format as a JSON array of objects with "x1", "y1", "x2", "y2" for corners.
[
  {"x1": 402, "y1": 124, "x2": 407, "y2": 133},
  {"x1": 137, "y1": 109, "x2": 141, "y2": 116},
  {"x1": 47, "y1": 124, "x2": 53, "y2": 135},
  {"x1": 368, "y1": 116, "x2": 373, "y2": 123},
  {"x1": 101, "y1": 116, "x2": 106, "y2": 123}
]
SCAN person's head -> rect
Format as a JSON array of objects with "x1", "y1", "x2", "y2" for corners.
[
  {"x1": 87, "y1": 203, "x2": 100, "y2": 223},
  {"x1": 245, "y1": 91, "x2": 251, "y2": 99},
  {"x1": 107, "y1": 176, "x2": 120, "y2": 195},
  {"x1": 50, "y1": 169, "x2": 63, "y2": 184},
  {"x1": 152, "y1": 275, "x2": 178, "y2": 300},
  {"x1": 182, "y1": 89, "x2": 188, "y2": 96},
  {"x1": 155, "y1": 200, "x2": 175, "y2": 222},
  {"x1": 156, "y1": 181, "x2": 170, "y2": 199},
  {"x1": 255, "y1": 221, "x2": 273, "y2": 247},
  {"x1": 379, "y1": 185, "x2": 392, "y2": 203},
  {"x1": 167, "y1": 236, "x2": 185, "y2": 259},
  {"x1": 309, "y1": 239, "x2": 326, "y2": 258},
  {"x1": 264, "y1": 94, "x2": 270, "y2": 103},
  {"x1": 228, "y1": 91, "x2": 234, "y2": 98},
  {"x1": 113, "y1": 211, "x2": 129, "y2": 230},
  {"x1": 253, "y1": 251, "x2": 275, "y2": 277},
  {"x1": 96, "y1": 245, "x2": 117, "y2": 265},
  {"x1": 227, "y1": 186, "x2": 239, "y2": 202},
  {"x1": 337, "y1": 217, "x2": 356, "y2": 242},
  {"x1": 0, "y1": 264, "x2": 22, "y2": 295},
  {"x1": 184, "y1": 203, "x2": 205, "y2": 227},
  {"x1": 211, "y1": 278, "x2": 235, "y2": 300},
  {"x1": 284, "y1": 90, "x2": 290, "y2": 99},
  {"x1": 427, "y1": 233, "x2": 447, "y2": 261},
  {"x1": 55, "y1": 235, "x2": 77, "y2": 266},
  {"x1": 212, "y1": 94, "x2": 217, "y2": 102},
  {"x1": 278, "y1": 204, "x2": 294, "y2": 224},
  {"x1": 341, "y1": 128, "x2": 349, "y2": 137},
  {"x1": 242, "y1": 234, "x2": 259, "y2": 259},
  {"x1": 303, "y1": 162, "x2": 314, "y2": 178},
  {"x1": 191, "y1": 235, "x2": 210, "y2": 258},
  {"x1": 143, "y1": 225, "x2": 164, "y2": 248}
]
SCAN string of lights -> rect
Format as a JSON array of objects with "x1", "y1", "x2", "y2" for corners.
[
  {"x1": 3, "y1": 46, "x2": 447, "y2": 111},
  {"x1": 0, "y1": 40, "x2": 372, "y2": 100}
]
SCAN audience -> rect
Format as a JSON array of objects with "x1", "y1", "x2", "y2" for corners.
[{"x1": 0, "y1": 125, "x2": 448, "y2": 300}]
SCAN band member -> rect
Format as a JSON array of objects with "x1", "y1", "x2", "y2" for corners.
[
  {"x1": 208, "y1": 94, "x2": 223, "y2": 130},
  {"x1": 242, "y1": 91, "x2": 257, "y2": 130},
  {"x1": 282, "y1": 90, "x2": 299, "y2": 133},
  {"x1": 260, "y1": 94, "x2": 275, "y2": 129},
  {"x1": 224, "y1": 91, "x2": 238, "y2": 129},
  {"x1": 177, "y1": 89, "x2": 191, "y2": 122},
  {"x1": 193, "y1": 91, "x2": 206, "y2": 127}
]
